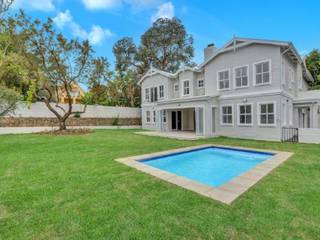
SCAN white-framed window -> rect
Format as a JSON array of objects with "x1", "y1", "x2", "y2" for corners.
[
  {"x1": 150, "y1": 87, "x2": 158, "y2": 102},
  {"x1": 234, "y1": 65, "x2": 249, "y2": 88},
  {"x1": 182, "y1": 80, "x2": 190, "y2": 96},
  {"x1": 258, "y1": 102, "x2": 276, "y2": 126},
  {"x1": 152, "y1": 111, "x2": 156, "y2": 123},
  {"x1": 145, "y1": 88, "x2": 150, "y2": 102},
  {"x1": 198, "y1": 79, "x2": 204, "y2": 88},
  {"x1": 159, "y1": 85, "x2": 164, "y2": 99},
  {"x1": 217, "y1": 69, "x2": 230, "y2": 90},
  {"x1": 220, "y1": 105, "x2": 233, "y2": 125},
  {"x1": 146, "y1": 111, "x2": 151, "y2": 123},
  {"x1": 238, "y1": 104, "x2": 253, "y2": 126},
  {"x1": 174, "y1": 83, "x2": 179, "y2": 92},
  {"x1": 254, "y1": 60, "x2": 271, "y2": 85},
  {"x1": 162, "y1": 110, "x2": 167, "y2": 123}
]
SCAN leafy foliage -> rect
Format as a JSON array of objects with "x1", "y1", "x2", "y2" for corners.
[
  {"x1": 9, "y1": 11, "x2": 110, "y2": 130},
  {"x1": 91, "y1": 17, "x2": 194, "y2": 107},
  {"x1": 305, "y1": 49, "x2": 320, "y2": 88},
  {"x1": 0, "y1": 85, "x2": 21, "y2": 116}
]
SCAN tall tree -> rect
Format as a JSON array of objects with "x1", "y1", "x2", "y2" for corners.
[
  {"x1": 137, "y1": 17, "x2": 194, "y2": 74},
  {"x1": 306, "y1": 49, "x2": 320, "y2": 88},
  {"x1": 12, "y1": 12, "x2": 109, "y2": 130},
  {"x1": 105, "y1": 17, "x2": 194, "y2": 107}
]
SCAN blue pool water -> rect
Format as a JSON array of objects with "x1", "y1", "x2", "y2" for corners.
[{"x1": 142, "y1": 147, "x2": 273, "y2": 187}]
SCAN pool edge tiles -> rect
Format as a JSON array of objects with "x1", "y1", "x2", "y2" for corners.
[{"x1": 115, "y1": 145, "x2": 293, "y2": 204}]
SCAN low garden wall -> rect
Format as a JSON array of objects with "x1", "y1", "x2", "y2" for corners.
[
  {"x1": 0, "y1": 117, "x2": 141, "y2": 127},
  {"x1": 1, "y1": 102, "x2": 141, "y2": 127}
]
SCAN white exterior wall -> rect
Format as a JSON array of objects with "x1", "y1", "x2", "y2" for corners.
[
  {"x1": 204, "y1": 44, "x2": 282, "y2": 96},
  {"x1": 140, "y1": 39, "x2": 318, "y2": 142}
]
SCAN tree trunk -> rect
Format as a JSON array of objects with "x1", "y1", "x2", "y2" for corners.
[{"x1": 59, "y1": 120, "x2": 67, "y2": 131}]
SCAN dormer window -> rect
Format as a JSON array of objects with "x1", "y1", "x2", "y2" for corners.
[
  {"x1": 145, "y1": 88, "x2": 150, "y2": 102},
  {"x1": 217, "y1": 69, "x2": 230, "y2": 90}
]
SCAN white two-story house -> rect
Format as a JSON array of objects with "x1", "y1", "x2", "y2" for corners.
[{"x1": 139, "y1": 37, "x2": 319, "y2": 141}]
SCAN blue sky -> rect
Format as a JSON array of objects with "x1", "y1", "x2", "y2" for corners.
[{"x1": 12, "y1": 0, "x2": 320, "y2": 68}]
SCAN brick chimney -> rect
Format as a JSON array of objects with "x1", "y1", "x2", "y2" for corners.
[{"x1": 204, "y1": 43, "x2": 217, "y2": 61}]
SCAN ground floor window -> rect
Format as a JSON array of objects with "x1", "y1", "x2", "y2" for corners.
[
  {"x1": 259, "y1": 102, "x2": 275, "y2": 126},
  {"x1": 162, "y1": 111, "x2": 167, "y2": 123},
  {"x1": 146, "y1": 111, "x2": 151, "y2": 123},
  {"x1": 238, "y1": 104, "x2": 252, "y2": 126},
  {"x1": 153, "y1": 111, "x2": 156, "y2": 123},
  {"x1": 221, "y1": 105, "x2": 233, "y2": 125}
]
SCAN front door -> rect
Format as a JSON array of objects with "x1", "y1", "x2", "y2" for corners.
[{"x1": 171, "y1": 111, "x2": 182, "y2": 130}]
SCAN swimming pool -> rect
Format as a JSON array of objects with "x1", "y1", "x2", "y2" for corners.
[
  {"x1": 141, "y1": 147, "x2": 274, "y2": 187},
  {"x1": 116, "y1": 145, "x2": 292, "y2": 204}
]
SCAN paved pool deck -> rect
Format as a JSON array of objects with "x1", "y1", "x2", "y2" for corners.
[{"x1": 116, "y1": 144, "x2": 293, "y2": 205}]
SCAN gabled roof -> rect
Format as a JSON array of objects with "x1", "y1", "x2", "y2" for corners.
[
  {"x1": 138, "y1": 66, "x2": 200, "y2": 85},
  {"x1": 199, "y1": 37, "x2": 314, "y2": 82},
  {"x1": 138, "y1": 37, "x2": 315, "y2": 85}
]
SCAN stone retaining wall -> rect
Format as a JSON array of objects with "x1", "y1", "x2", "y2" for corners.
[{"x1": 0, "y1": 117, "x2": 141, "y2": 127}]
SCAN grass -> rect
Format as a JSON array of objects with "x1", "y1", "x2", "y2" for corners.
[{"x1": 0, "y1": 129, "x2": 319, "y2": 239}]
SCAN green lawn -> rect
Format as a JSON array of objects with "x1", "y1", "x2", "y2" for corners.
[{"x1": 0, "y1": 130, "x2": 319, "y2": 239}]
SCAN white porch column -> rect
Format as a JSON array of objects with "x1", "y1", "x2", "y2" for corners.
[
  {"x1": 195, "y1": 107, "x2": 204, "y2": 136},
  {"x1": 156, "y1": 109, "x2": 162, "y2": 131}
]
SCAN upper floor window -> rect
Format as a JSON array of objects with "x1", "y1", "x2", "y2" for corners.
[
  {"x1": 217, "y1": 69, "x2": 230, "y2": 90},
  {"x1": 150, "y1": 87, "x2": 158, "y2": 102},
  {"x1": 254, "y1": 60, "x2": 271, "y2": 85},
  {"x1": 145, "y1": 88, "x2": 150, "y2": 102},
  {"x1": 234, "y1": 66, "x2": 248, "y2": 88},
  {"x1": 221, "y1": 105, "x2": 233, "y2": 125},
  {"x1": 258, "y1": 102, "x2": 275, "y2": 126},
  {"x1": 183, "y1": 80, "x2": 190, "y2": 96},
  {"x1": 159, "y1": 85, "x2": 164, "y2": 99},
  {"x1": 146, "y1": 111, "x2": 151, "y2": 123},
  {"x1": 198, "y1": 79, "x2": 204, "y2": 88},
  {"x1": 238, "y1": 104, "x2": 252, "y2": 126}
]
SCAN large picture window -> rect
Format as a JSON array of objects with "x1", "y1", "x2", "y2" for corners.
[
  {"x1": 255, "y1": 60, "x2": 271, "y2": 85},
  {"x1": 221, "y1": 105, "x2": 233, "y2": 125},
  {"x1": 259, "y1": 103, "x2": 275, "y2": 126},
  {"x1": 238, "y1": 104, "x2": 252, "y2": 125},
  {"x1": 218, "y1": 69, "x2": 230, "y2": 90},
  {"x1": 234, "y1": 66, "x2": 248, "y2": 88}
]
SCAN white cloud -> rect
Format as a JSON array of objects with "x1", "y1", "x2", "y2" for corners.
[
  {"x1": 13, "y1": 0, "x2": 56, "y2": 11},
  {"x1": 151, "y1": 2, "x2": 174, "y2": 22},
  {"x1": 88, "y1": 25, "x2": 113, "y2": 45},
  {"x1": 53, "y1": 10, "x2": 113, "y2": 45},
  {"x1": 82, "y1": 0, "x2": 122, "y2": 10},
  {"x1": 82, "y1": 0, "x2": 160, "y2": 11}
]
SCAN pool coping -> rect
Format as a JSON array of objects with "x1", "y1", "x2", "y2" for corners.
[{"x1": 115, "y1": 144, "x2": 293, "y2": 205}]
